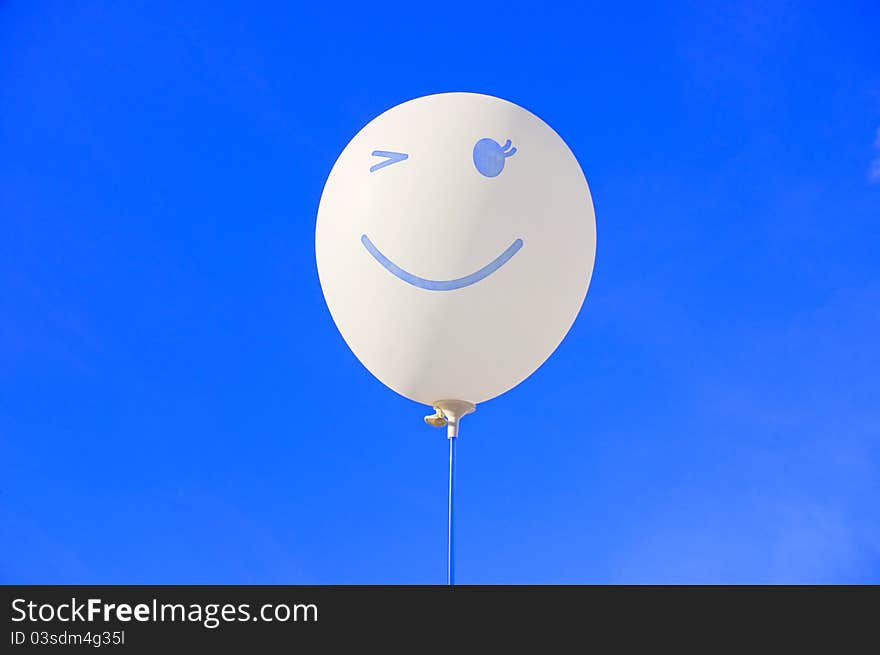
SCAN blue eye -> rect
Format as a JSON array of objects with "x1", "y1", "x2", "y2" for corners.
[
  {"x1": 473, "y1": 138, "x2": 517, "y2": 177},
  {"x1": 370, "y1": 150, "x2": 409, "y2": 172}
]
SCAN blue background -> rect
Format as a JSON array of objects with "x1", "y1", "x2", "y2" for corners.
[{"x1": 2, "y1": 1, "x2": 879, "y2": 583}]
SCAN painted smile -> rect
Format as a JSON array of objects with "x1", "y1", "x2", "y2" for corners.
[{"x1": 361, "y1": 234, "x2": 524, "y2": 291}]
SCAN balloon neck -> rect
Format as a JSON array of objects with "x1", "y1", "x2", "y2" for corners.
[{"x1": 425, "y1": 399, "x2": 476, "y2": 438}]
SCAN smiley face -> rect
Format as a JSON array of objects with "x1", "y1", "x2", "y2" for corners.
[
  {"x1": 360, "y1": 138, "x2": 525, "y2": 291},
  {"x1": 316, "y1": 93, "x2": 596, "y2": 406}
]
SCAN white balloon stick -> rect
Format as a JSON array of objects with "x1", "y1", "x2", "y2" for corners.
[{"x1": 316, "y1": 93, "x2": 596, "y2": 584}]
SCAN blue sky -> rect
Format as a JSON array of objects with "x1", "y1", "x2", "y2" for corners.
[{"x1": 1, "y1": 1, "x2": 878, "y2": 583}]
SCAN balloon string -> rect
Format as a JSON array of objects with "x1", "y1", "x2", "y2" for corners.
[{"x1": 447, "y1": 435, "x2": 456, "y2": 586}]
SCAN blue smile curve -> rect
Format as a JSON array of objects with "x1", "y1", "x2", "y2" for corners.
[{"x1": 361, "y1": 234, "x2": 524, "y2": 291}]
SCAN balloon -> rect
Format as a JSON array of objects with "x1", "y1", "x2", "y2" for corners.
[{"x1": 316, "y1": 92, "x2": 596, "y2": 407}]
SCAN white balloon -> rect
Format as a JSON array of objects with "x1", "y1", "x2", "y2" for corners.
[{"x1": 316, "y1": 92, "x2": 596, "y2": 406}]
